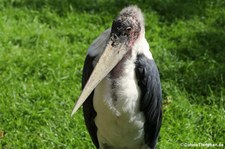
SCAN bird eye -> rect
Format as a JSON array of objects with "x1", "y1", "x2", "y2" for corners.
[{"x1": 126, "y1": 27, "x2": 132, "y2": 32}]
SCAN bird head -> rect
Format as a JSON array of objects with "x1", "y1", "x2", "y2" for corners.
[{"x1": 111, "y1": 6, "x2": 144, "y2": 47}]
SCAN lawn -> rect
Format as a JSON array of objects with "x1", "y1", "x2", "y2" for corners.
[{"x1": 0, "y1": 0, "x2": 224, "y2": 148}]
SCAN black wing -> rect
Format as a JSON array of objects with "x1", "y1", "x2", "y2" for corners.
[
  {"x1": 82, "y1": 55, "x2": 99, "y2": 148},
  {"x1": 135, "y1": 54, "x2": 162, "y2": 149}
]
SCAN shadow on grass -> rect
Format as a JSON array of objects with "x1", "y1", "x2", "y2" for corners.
[
  {"x1": 3, "y1": 0, "x2": 225, "y2": 99},
  {"x1": 164, "y1": 23, "x2": 225, "y2": 100},
  {"x1": 4, "y1": 0, "x2": 223, "y2": 20}
]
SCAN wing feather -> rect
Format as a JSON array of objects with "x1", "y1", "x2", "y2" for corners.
[
  {"x1": 135, "y1": 54, "x2": 162, "y2": 149},
  {"x1": 82, "y1": 55, "x2": 99, "y2": 148}
]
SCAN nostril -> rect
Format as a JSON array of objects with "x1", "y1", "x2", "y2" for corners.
[
  {"x1": 113, "y1": 34, "x2": 118, "y2": 39},
  {"x1": 111, "y1": 34, "x2": 118, "y2": 41}
]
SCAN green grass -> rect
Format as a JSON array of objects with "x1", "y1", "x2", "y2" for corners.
[{"x1": 0, "y1": 0, "x2": 225, "y2": 148}]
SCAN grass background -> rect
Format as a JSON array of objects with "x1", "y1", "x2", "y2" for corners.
[{"x1": 0, "y1": 0, "x2": 224, "y2": 148}]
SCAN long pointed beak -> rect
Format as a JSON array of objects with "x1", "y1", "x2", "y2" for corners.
[{"x1": 71, "y1": 40, "x2": 129, "y2": 116}]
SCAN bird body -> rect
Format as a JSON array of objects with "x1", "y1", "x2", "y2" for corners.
[
  {"x1": 72, "y1": 6, "x2": 162, "y2": 149},
  {"x1": 90, "y1": 29, "x2": 151, "y2": 148}
]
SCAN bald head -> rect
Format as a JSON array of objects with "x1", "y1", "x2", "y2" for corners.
[
  {"x1": 119, "y1": 5, "x2": 145, "y2": 28},
  {"x1": 111, "y1": 6, "x2": 145, "y2": 46}
]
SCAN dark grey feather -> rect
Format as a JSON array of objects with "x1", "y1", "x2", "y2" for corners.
[{"x1": 135, "y1": 54, "x2": 162, "y2": 149}]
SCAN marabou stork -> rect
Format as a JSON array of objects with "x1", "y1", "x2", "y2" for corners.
[{"x1": 71, "y1": 6, "x2": 162, "y2": 149}]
